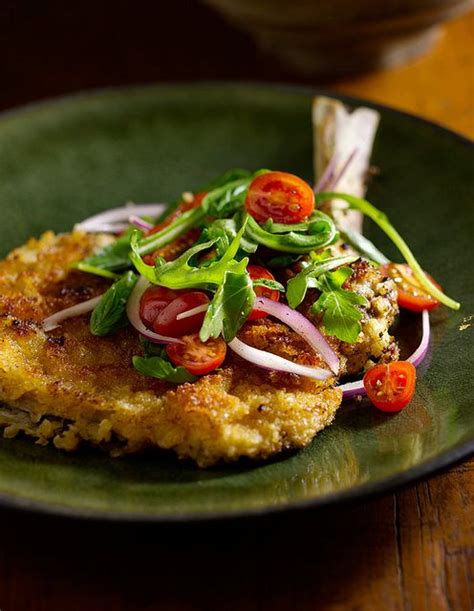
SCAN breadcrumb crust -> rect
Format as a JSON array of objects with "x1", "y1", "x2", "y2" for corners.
[{"x1": 0, "y1": 232, "x2": 342, "y2": 466}]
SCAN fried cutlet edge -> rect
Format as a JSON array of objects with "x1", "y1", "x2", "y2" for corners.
[{"x1": 0, "y1": 231, "x2": 342, "y2": 467}]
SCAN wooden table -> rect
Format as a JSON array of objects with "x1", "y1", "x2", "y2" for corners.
[{"x1": 0, "y1": 3, "x2": 472, "y2": 609}]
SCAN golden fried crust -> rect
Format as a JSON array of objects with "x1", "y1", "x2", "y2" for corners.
[{"x1": 0, "y1": 232, "x2": 341, "y2": 466}]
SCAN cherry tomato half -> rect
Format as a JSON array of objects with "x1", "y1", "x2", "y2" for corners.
[
  {"x1": 148, "y1": 191, "x2": 207, "y2": 235},
  {"x1": 247, "y1": 264, "x2": 280, "y2": 321},
  {"x1": 139, "y1": 286, "x2": 182, "y2": 329},
  {"x1": 380, "y1": 263, "x2": 441, "y2": 312},
  {"x1": 166, "y1": 333, "x2": 227, "y2": 376},
  {"x1": 245, "y1": 171, "x2": 315, "y2": 224},
  {"x1": 363, "y1": 361, "x2": 416, "y2": 412},
  {"x1": 153, "y1": 291, "x2": 209, "y2": 337}
]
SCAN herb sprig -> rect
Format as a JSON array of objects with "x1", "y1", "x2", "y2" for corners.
[
  {"x1": 133, "y1": 342, "x2": 197, "y2": 384},
  {"x1": 311, "y1": 267, "x2": 367, "y2": 343},
  {"x1": 90, "y1": 271, "x2": 137, "y2": 336}
]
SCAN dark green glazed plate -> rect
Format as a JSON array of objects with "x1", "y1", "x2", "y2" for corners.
[{"x1": 0, "y1": 84, "x2": 472, "y2": 521}]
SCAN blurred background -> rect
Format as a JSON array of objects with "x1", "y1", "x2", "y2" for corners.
[{"x1": 1, "y1": 0, "x2": 473, "y2": 135}]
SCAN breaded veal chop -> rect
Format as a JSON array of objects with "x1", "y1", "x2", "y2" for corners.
[{"x1": 0, "y1": 229, "x2": 398, "y2": 466}]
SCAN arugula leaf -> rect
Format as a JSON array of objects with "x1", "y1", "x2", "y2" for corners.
[
  {"x1": 90, "y1": 271, "x2": 137, "y2": 336},
  {"x1": 204, "y1": 217, "x2": 257, "y2": 257},
  {"x1": 133, "y1": 354, "x2": 197, "y2": 384},
  {"x1": 74, "y1": 262, "x2": 121, "y2": 280},
  {"x1": 137, "y1": 205, "x2": 206, "y2": 256},
  {"x1": 340, "y1": 228, "x2": 389, "y2": 266},
  {"x1": 311, "y1": 267, "x2": 367, "y2": 343},
  {"x1": 252, "y1": 278, "x2": 285, "y2": 292},
  {"x1": 261, "y1": 211, "x2": 335, "y2": 235},
  {"x1": 286, "y1": 255, "x2": 359, "y2": 308},
  {"x1": 131, "y1": 224, "x2": 249, "y2": 290},
  {"x1": 244, "y1": 213, "x2": 338, "y2": 254},
  {"x1": 200, "y1": 270, "x2": 255, "y2": 342},
  {"x1": 79, "y1": 227, "x2": 141, "y2": 272},
  {"x1": 202, "y1": 178, "x2": 251, "y2": 218},
  {"x1": 315, "y1": 191, "x2": 460, "y2": 310},
  {"x1": 200, "y1": 169, "x2": 269, "y2": 219},
  {"x1": 80, "y1": 200, "x2": 206, "y2": 273},
  {"x1": 77, "y1": 169, "x2": 260, "y2": 274}
]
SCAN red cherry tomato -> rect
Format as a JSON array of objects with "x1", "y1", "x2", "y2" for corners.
[
  {"x1": 245, "y1": 171, "x2": 315, "y2": 224},
  {"x1": 380, "y1": 263, "x2": 441, "y2": 312},
  {"x1": 247, "y1": 264, "x2": 280, "y2": 321},
  {"x1": 143, "y1": 254, "x2": 157, "y2": 266},
  {"x1": 148, "y1": 191, "x2": 207, "y2": 235},
  {"x1": 166, "y1": 333, "x2": 227, "y2": 376},
  {"x1": 363, "y1": 361, "x2": 416, "y2": 412},
  {"x1": 139, "y1": 286, "x2": 182, "y2": 329},
  {"x1": 153, "y1": 291, "x2": 209, "y2": 337}
]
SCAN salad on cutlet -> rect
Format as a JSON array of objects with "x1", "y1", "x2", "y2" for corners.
[{"x1": 43, "y1": 162, "x2": 459, "y2": 413}]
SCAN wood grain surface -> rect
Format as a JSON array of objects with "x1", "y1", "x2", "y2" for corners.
[{"x1": 0, "y1": 3, "x2": 472, "y2": 610}]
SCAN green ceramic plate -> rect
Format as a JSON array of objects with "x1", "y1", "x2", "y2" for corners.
[{"x1": 0, "y1": 84, "x2": 472, "y2": 521}]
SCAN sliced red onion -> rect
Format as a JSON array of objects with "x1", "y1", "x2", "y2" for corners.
[
  {"x1": 75, "y1": 203, "x2": 166, "y2": 233},
  {"x1": 79, "y1": 222, "x2": 129, "y2": 235},
  {"x1": 129, "y1": 215, "x2": 154, "y2": 231},
  {"x1": 338, "y1": 379, "x2": 365, "y2": 399},
  {"x1": 228, "y1": 337, "x2": 332, "y2": 381},
  {"x1": 407, "y1": 310, "x2": 430, "y2": 367},
  {"x1": 42, "y1": 295, "x2": 104, "y2": 332},
  {"x1": 338, "y1": 310, "x2": 430, "y2": 399},
  {"x1": 314, "y1": 152, "x2": 339, "y2": 193},
  {"x1": 126, "y1": 276, "x2": 182, "y2": 344},
  {"x1": 176, "y1": 304, "x2": 209, "y2": 321},
  {"x1": 255, "y1": 297, "x2": 340, "y2": 374}
]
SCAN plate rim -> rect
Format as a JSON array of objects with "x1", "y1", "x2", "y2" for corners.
[
  {"x1": 0, "y1": 81, "x2": 473, "y2": 522},
  {"x1": 0, "y1": 439, "x2": 472, "y2": 523}
]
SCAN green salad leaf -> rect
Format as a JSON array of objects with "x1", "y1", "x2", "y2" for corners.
[
  {"x1": 74, "y1": 262, "x2": 121, "y2": 280},
  {"x1": 79, "y1": 228, "x2": 142, "y2": 272},
  {"x1": 200, "y1": 270, "x2": 255, "y2": 342},
  {"x1": 137, "y1": 205, "x2": 206, "y2": 256},
  {"x1": 131, "y1": 224, "x2": 249, "y2": 290},
  {"x1": 133, "y1": 352, "x2": 197, "y2": 384},
  {"x1": 340, "y1": 228, "x2": 389, "y2": 266},
  {"x1": 203, "y1": 216, "x2": 257, "y2": 256},
  {"x1": 200, "y1": 169, "x2": 268, "y2": 219},
  {"x1": 252, "y1": 278, "x2": 285, "y2": 292},
  {"x1": 90, "y1": 271, "x2": 137, "y2": 336},
  {"x1": 286, "y1": 254, "x2": 359, "y2": 309},
  {"x1": 316, "y1": 192, "x2": 460, "y2": 310},
  {"x1": 244, "y1": 212, "x2": 338, "y2": 254},
  {"x1": 311, "y1": 267, "x2": 367, "y2": 343},
  {"x1": 202, "y1": 178, "x2": 252, "y2": 219}
]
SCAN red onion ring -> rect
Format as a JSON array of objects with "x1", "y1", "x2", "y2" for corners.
[
  {"x1": 228, "y1": 337, "x2": 333, "y2": 381},
  {"x1": 255, "y1": 297, "x2": 340, "y2": 374},
  {"x1": 407, "y1": 310, "x2": 431, "y2": 367},
  {"x1": 338, "y1": 310, "x2": 430, "y2": 399},
  {"x1": 126, "y1": 276, "x2": 182, "y2": 344},
  {"x1": 75, "y1": 203, "x2": 166, "y2": 234},
  {"x1": 129, "y1": 215, "x2": 154, "y2": 231},
  {"x1": 42, "y1": 295, "x2": 104, "y2": 331}
]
